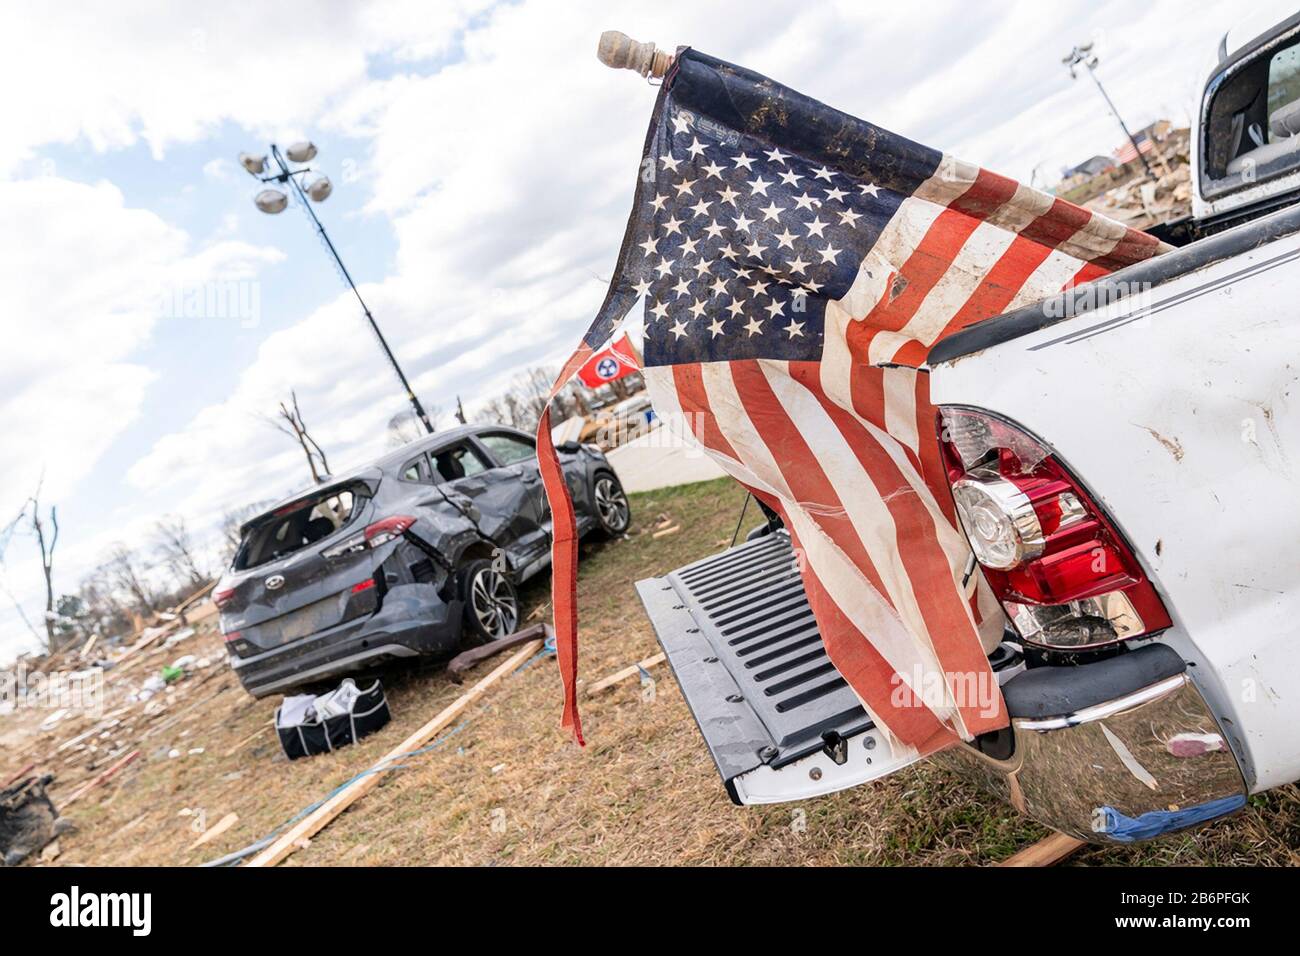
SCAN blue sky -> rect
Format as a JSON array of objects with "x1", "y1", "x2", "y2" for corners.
[{"x1": 1, "y1": 0, "x2": 1289, "y2": 660}]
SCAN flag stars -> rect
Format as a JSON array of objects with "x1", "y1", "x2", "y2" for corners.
[
  {"x1": 748, "y1": 175, "x2": 773, "y2": 197},
  {"x1": 662, "y1": 215, "x2": 684, "y2": 236},
  {"x1": 787, "y1": 254, "x2": 810, "y2": 275},
  {"x1": 686, "y1": 137, "x2": 708, "y2": 158},
  {"x1": 673, "y1": 177, "x2": 697, "y2": 198},
  {"x1": 689, "y1": 297, "x2": 708, "y2": 319},
  {"x1": 692, "y1": 258, "x2": 713, "y2": 277},
  {"x1": 670, "y1": 318, "x2": 689, "y2": 339},
  {"x1": 765, "y1": 299, "x2": 786, "y2": 319},
  {"x1": 650, "y1": 299, "x2": 669, "y2": 321},
  {"x1": 703, "y1": 220, "x2": 727, "y2": 240},
  {"x1": 709, "y1": 275, "x2": 729, "y2": 297},
  {"x1": 838, "y1": 208, "x2": 863, "y2": 227},
  {"x1": 708, "y1": 316, "x2": 727, "y2": 338},
  {"x1": 778, "y1": 169, "x2": 803, "y2": 187},
  {"x1": 824, "y1": 186, "x2": 848, "y2": 203},
  {"x1": 732, "y1": 212, "x2": 755, "y2": 234},
  {"x1": 812, "y1": 165, "x2": 835, "y2": 182},
  {"x1": 759, "y1": 200, "x2": 786, "y2": 223},
  {"x1": 726, "y1": 299, "x2": 746, "y2": 318},
  {"x1": 732, "y1": 152, "x2": 757, "y2": 171},
  {"x1": 680, "y1": 235, "x2": 700, "y2": 256},
  {"x1": 671, "y1": 112, "x2": 692, "y2": 135},
  {"x1": 744, "y1": 315, "x2": 765, "y2": 336},
  {"x1": 785, "y1": 318, "x2": 806, "y2": 338},
  {"x1": 744, "y1": 238, "x2": 767, "y2": 260},
  {"x1": 717, "y1": 185, "x2": 740, "y2": 206},
  {"x1": 632, "y1": 277, "x2": 653, "y2": 298},
  {"x1": 701, "y1": 160, "x2": 726, "y2": 180},
  {"x1": 818, "y1": 243, "x2": 842, "y2": 264},
  {"x1": 638, "y1": 235, "x2": 660, "y2": 256},
  {"x1": 804, "y1": 216, "x2": 829, "y2": 238},
  {"x1": 650, "y1": 192, "x2": 669, "y2": 212},
  {"x1": 793, "y1": 192, "x2": 821, "y2": 211},
  {"x1": 748, "y1": 277, "x2": 771, "y2": 297},
  {"x1": 653, "y1": 258, "x2": 675, "y2": 278},
  {"x1": 671, "y1": 276, "x2": 692, "y2": 299},
  {"x1": 689, "y1": 198, "x2": 713, "y2": 218},
  {"x1": 774, "y1": 228, "x2": 798, "y2": 250},
  {"x1": 858, "y1": 182, "x2": 881, "y2": 197},
  {"x1": 660, "y1": 154, "x2": 683, "y2": 172},
  {"x1": 764, "y1": 146, "x2": 789, "y2": 165}
]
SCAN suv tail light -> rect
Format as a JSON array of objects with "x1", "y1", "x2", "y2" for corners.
[
  {"x1": 322, "y1": 515, "x2": 417, "y2": 559},
  {"x1": 937, "y1": 408, "x2": 1170, "y2": 650},
  {"x1": 213, "y1": 587, "x2": 236, "y2": 609}
]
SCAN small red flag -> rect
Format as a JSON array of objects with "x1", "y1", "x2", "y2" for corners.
[{"x1": 575, "y1": 334, "x2": 639, "y2": 388}]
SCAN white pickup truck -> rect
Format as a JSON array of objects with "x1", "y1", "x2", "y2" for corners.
[{"x1": 637, "y1": 12, "x2": 1300, "y2": 843}]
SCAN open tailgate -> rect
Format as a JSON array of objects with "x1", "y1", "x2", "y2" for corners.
[{"x1": 635, "y1": 530, "x2": 921, "y2": 804}]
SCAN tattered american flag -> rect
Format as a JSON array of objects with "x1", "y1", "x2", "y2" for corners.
[{"x1": 536, "y1": 48, "x2": 1168, "y2": 752}]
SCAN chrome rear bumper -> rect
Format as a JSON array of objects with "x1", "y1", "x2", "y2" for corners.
[{"x1": 972, "y1": 645, "x2": 1246, "y2": 843}]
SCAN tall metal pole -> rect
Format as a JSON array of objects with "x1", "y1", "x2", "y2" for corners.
[
  {"x1": 1064, "y1": 46, "x2": 1156, "y2": 181},
  {"x1": 268, "y1": 144, "x2": 434, "y2": 434}
]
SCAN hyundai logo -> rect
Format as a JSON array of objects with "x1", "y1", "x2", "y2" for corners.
[{"x1": 265, "y1": 574, "x2": 285, "y2": 591}]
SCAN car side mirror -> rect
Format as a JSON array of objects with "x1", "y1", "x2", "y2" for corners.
[{"x1": 556, "y1": 441, "x2": 582, "y2": 454}]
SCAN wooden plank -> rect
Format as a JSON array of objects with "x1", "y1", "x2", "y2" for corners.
[
  {"x1": 245, "y1": 639, "x2": 544, "y2": 868},
  {"x1": 585, "y1": 652, "x2": 667, "y2": 696},
  {"x1": 999, "y1": 831, "x2": 1086, "y2": 867},
  {"x1": 445, "y1": 623, "x2": 550, "y2": 683},
  {"x1": 189, "y1": 812, "x2": 239, "y2": 850},
  {"x1": 62, "y1": 749, "x2": 140, "y2": 807}
]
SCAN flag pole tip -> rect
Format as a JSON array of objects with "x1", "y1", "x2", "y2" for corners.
[{"x1": 597, "y1": 31, "x2": 672, "y2": 78}]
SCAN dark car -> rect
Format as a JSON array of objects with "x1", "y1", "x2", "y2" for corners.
[{"x1": 215, "y1": 424, "x2": 630, "y2": 698}]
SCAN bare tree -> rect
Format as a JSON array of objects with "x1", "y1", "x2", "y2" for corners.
[
  {"x1": 219, "y1": 499, "x2": 273, "y2": 564},
  {"x1": 153, "y1": 515, "x2": 206, "y2": 589},
  {"x1": 386, "y1": 403, "x2": 439, "y2": 448},
  {"x1": 2, "y1": 479, "x2": 61, "y2": 650},
  {"x1": 106, "y1": 545, "x2": 155, "y2": 616},
  {"x1": 454, "y1": 395, "x2": 467, "y2": 424},
  {"x1": 264, "y1": 390, "x2": 331, "y2": 484}
]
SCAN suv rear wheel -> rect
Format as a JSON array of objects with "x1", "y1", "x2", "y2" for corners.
[
  {"x1": 460, "y1": 558, "x2": 519, "y2": 642},
  {"x1": 592, "y1": 472, "x2": 631, "y2": 536}
]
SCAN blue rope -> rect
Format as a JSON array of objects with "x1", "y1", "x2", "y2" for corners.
[{"x1": 514, "y1": 634, "x2": 557, "y2": 674}]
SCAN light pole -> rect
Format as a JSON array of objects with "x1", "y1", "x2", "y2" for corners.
[
  {"x1": 238, "y1": 142, "x2": 435, "y2": 434},
  {"x1": 1062, "y1": 43, "x2": 1156, "y2": 181}
]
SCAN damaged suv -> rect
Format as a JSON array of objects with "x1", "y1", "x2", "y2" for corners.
[{"x1": 216, "y1": 425, "x2": 629, "y2": 698}]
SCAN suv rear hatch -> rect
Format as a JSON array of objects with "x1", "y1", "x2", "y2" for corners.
[
  {"x1": 218, "y1": 475, "x2": 388, "y2": 655},
  {"x1": 636, "y1": 530, "x2": 928, "y2": 804}
]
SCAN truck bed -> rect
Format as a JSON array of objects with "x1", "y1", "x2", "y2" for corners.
[{"x1": 637, "y1": 530, "x2": 911, "y2": 804}]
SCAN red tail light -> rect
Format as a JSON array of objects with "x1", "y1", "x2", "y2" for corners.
[
  {"x1": 223, "y1": 630, "x2": 241, "y2": 643},
  {"x1": 363, "y1": 515, "x2": 416, "y2": 545},
  {"x1": 937, "y1": 407, "x2": 1170, "y2": 650},
  {"x1": 214, "y1": 587, "x2": 236, "y2": 609},
  {"x1": 350, "y1": 578, "x2": 376, "y2": 594},
  {"x1": 322, "y1": 515, "x2": 416, "y2": 559}
]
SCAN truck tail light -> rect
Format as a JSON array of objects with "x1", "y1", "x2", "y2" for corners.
[
  {"x1": 937, "y1": 407, "x2": 1171, "y2": 650},
  {"x1": 213, "y1": 587, "x2": 236, "y2": 609},
  {"x1": 322, "y1": 515, "x2": 416, "y2": 558}
]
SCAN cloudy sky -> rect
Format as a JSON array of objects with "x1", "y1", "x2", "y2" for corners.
[{"x1": 0, "y1": 0, "x2": 1291, "y2": 660}]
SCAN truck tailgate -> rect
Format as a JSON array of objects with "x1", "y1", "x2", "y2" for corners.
[{"x1": 636, "y1": 530, "x2": 919, "y2": 804}]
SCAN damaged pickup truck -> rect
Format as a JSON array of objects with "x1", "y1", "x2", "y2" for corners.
[
  {"x1": 218, "y1": 424, "x2": 628, "y2": 698},
  {"x1": 636, "y1": 14, "x2": 1300, "y2": 843}
]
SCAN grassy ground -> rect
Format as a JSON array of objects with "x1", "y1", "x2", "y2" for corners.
[{"x1": 11, "y1": 477, "x2": 1300, "y2": 866}]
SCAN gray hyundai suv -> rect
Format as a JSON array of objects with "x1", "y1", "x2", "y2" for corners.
[{"x1": 215, "y1": 425, "x2": 630, "y2": 697}]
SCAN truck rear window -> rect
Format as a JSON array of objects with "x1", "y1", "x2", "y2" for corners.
[{"x1": 234, "y1": 489, "x2": 367, "y2": 571}]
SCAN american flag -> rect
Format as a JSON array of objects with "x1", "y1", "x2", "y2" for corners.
[
  {"x1": 1114, "y1": 130, "x2": 1154, "y2": 164},
  {"x1": 537, "y1": 49, "x2": 1167, "y2": 751}
]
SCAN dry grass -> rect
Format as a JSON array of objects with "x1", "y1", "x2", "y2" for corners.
[{"x1": 8, "y1": 477, "x2": 1300, "y2": 866}]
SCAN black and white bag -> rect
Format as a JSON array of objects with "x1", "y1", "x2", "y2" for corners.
[{"x1": 275, "y1": 678, "x2": 390, "y2": 760}]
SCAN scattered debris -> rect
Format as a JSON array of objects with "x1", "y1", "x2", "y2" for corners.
[
  {"x1": 243, "y1": 637, "x2": 544, "y2": 867},
  {"x1": 64, "y1": 750, "x2": 140, "y2": 807},
  {"x1": 445, "y1": 623, "x2": 551, "y2": 683},
  {"x1": 999, "y1": 831, "x2": 1086, "y2": 867},
  {"x1": 0, "y1": 775, "x2": 67, "y2": 866},
  {"x1": 652, "y1": 525, "x2": 680, "y2": 538},
  {"x1": 189, "y1": 812, "x2": 238, "y2": 850},
  {"x1": 586, "y1": 652, "x2": 668, "y2": 697}
]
